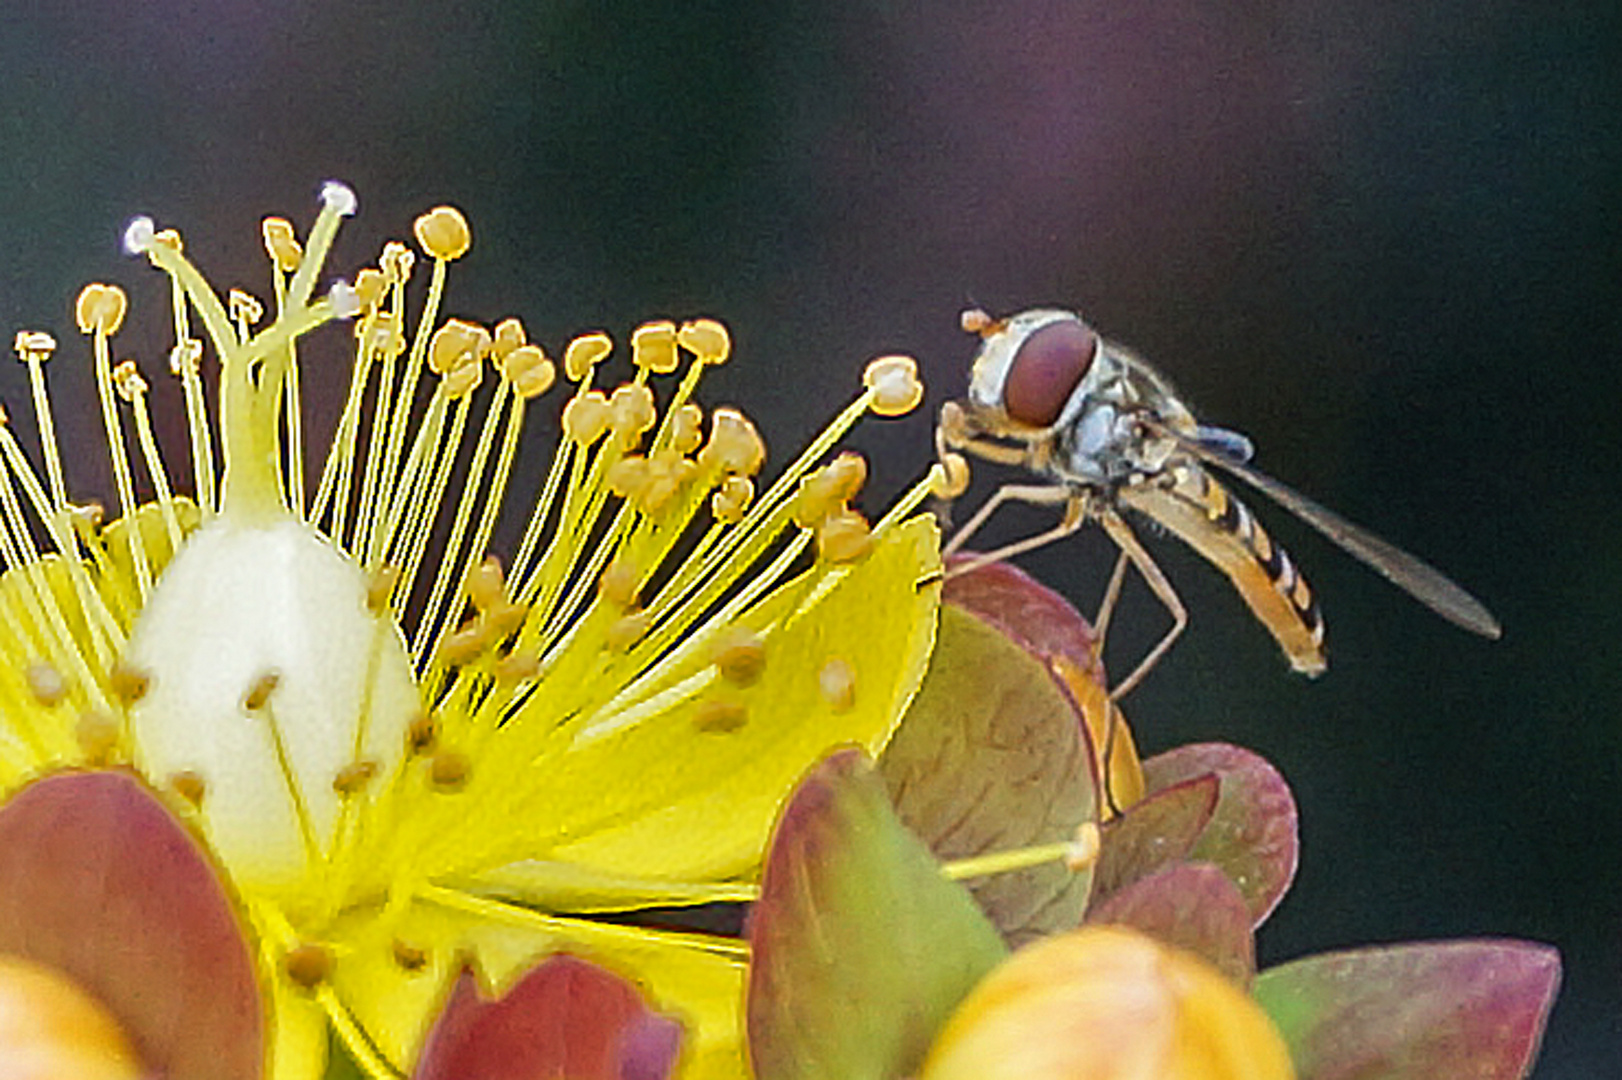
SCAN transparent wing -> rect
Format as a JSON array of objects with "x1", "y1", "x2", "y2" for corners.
[{"x1": 1154, "y1": 421, "x2": 1502, "y2": 639}]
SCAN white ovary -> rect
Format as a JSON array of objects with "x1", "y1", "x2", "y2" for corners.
[{"x1": 126, "y1": 516, "x2": 419, "y2": 897}]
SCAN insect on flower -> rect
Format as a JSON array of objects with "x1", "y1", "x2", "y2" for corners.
[{"x1": 935, "y1": 307, "x2": 1501, "y2": 701}]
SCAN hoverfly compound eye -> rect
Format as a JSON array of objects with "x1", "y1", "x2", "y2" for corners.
[{"x1": 1002, "y1": 316, "x2": 1099, "y2": 428}]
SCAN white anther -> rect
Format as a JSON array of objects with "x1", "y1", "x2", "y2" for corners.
[
  {"x1": 123, "y1": 215, "x2": 156, "y2": 255},
  {"x1": 320, "y1": 180, "x2": 358, "y2": 217}
]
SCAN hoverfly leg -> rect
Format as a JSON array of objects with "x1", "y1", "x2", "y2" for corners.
[
  {"x1": 1098, "y1": 509, "x2": 1188, "y2": 701},
  {"x1": 1090, "y1": 548, "x2": 1132, "y2": 649},
  {"x1": 943, "y1": 484, "x2": 1086, "y2": 578}
]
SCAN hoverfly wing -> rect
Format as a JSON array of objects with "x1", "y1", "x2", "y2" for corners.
[{"x1": 1158, "y1": 423, "x2": 1503, "y2": 639}]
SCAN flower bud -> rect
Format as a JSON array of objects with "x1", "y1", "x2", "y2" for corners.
[{"x1": 921, "y1": 925, "x2": 1295, "y2": 1080}]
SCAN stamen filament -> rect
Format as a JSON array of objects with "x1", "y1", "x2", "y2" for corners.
[
  {"x1": 90, "y1": 329, "x2": 151, "y2": 599},
  {"x1": 19, "y1": 354, "x2": 68, "y2": 511}
]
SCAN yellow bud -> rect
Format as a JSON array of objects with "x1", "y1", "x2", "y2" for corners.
[
  {"x1": 921, "y1": 926, "x2": 1295, "y2": 1080},
  {"x1": 413, "y1": 205, "x2": 471, "y2": 261},
  {"x1": 0, "y1": 956, "x2": 145, "y2": 1080},
  {"x1": 75, "y1": 284, "x2": 127, "y2": 336}
]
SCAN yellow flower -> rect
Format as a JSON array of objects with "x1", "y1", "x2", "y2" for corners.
[
  {"x1": 0, "y1": 183, "x2": 945, "y2": 1078},
  {"x1": 920, "y1": 925, "x2": 1295, "y2": 1080}
]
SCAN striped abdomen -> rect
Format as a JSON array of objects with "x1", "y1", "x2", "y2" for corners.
[{"x1": 1118, "y1": 461, "x2": 1327, "y2": 675}]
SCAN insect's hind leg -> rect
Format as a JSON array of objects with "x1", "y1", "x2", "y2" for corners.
[{"x1": 1098, "y1": 509, "x2": 1188, "y2": 702}]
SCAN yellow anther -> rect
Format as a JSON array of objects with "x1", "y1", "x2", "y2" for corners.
[
  {"x1": 599, "y1": 555, "x2": 641, "y2": 609},
  {"x1": 608, "y1": 382, "x2": 658, "y2": 444},
  {"x1": 111, "y1": 360, "x2": 148, "y2": 402},
  {"x1": 930, "y1": 453, "x2": 972, "y2": 499},
  {"x1": 631, "y1": 320, "x2": 680, "y2": 374},
  {"x1": 75, "y1": 283, "x2": 128, "y2": 336},
  {"x1": 25, "y1": 661, "x2": 68, "y2": 707},
  {"x1": 380, "y1": 241, "x2": 416, "y2": 284},
  {"x1": 493, "y1": 649, "x2": 540, "y2": 684},
  {"x1": 359, "y1": 309, "x2": 406, "y2": 357},
  {"x1": 429, "y1": 749, "x2": 471, "y2": 791},
  {"x1": 169, "y1": 769, "x2": 207, "y2": 808},
  {"x1": 406, "y1": 713, "x2": 439, "y2": 755},
  {"x1": 284, "y1": 943, "x2": 334, "y2": 989},
  {"x1": 465, "y1": 555, "x2": 506, "y2": 611},
  {"x1": 563, "y1": 332, "x2": 614, "y2": 382},
  {"x1": 796, "y1": 452, "x2": 868, "y2": 526},
  {"x1": 243, "y1": 671, "x2": 281, "y2": 711},
  {"x1": 502, "y1": 344, "x2": 556, "y2": 399},
  {"x1": 699, "y1": 408, "x2": 766, "y2": 476},
  {"x1": 492, "y1": 317, "x2": 527, "y2": 361},
  {"x1": 670, "y1": 403, "x2": 704, "y2": 455},
  {"x1": 352, "y1": 267, "x2": 387, "y2": 311},
  {"x1": 437, "y1": 622, "x2": 488, "y2": 667},
  {"x1": 70, "y1": 502, "x2": 105, "y2": 531},
  {"x1": 108, "y1": 663, "x2": 151, "y2": 705},
  {"x1": 562, "y1": 391, "x2": 612, "y2": 445},
  {"x1": 413, "y1": 205, "x2": 472, "y2": 261},
  {"x1": 392, "y1": 940, "x2": 428, "y2": 972},
  {"x1": 606, "y1": 609, "x2": 652, "y2": 653},
  {"x1": 442, "y1": 357, "x2": 484, "y2": 400},
  {"x1": 12, "y1": 330, "x2": 56, "y2": 361},
  {"x1": 606, "y1": 455, "x2": 650, "y2": 500},
  {"x1": 428, "y1": 319, "x2": 492, "y2": 375},
  {"x1": 332, "y1": 759, "x2": 381, "y2": 796},
  {"x1": 168, "y1": 338, "x2": 204, "y2": 377},
  {"x1": 693, "y1": 699, "x2": 748, "y2": 734},
  {"x1": 711, "y1": 475, "x2": 754, "y2": 523},
  {"x1": 677, "y1": 318, "x2": 731, "y2": 365},
  {"x1": 366, "y1": 565, "x2": 400, "y2": 614},
  {"x1": 960, "y1": 307, "x2": 996, "y2": 335},
  {"x1": 816, "y1": 507, "x2": 874, "y2": 563},
  {"x1": 639, "y1": 450, "x2": 697, "y2": 514},
  {"x1": 261, "y1": 217, "x2": 303, "y2": 272},
  {"x1": 482, "y1": 600, "x2": 528, "y2": 640},
  {"x1": 713, "y1": 626, "x2": 767, "y2": 687},
  {"x1": 76, "y1": 711, "x2": 120, "y2": 764},
  {"x1": 818, "y1": 657, "x2": 856, "y2": 713},
  {"x1": 863, "y1": 354, "x2": 924, "y2": 416}
]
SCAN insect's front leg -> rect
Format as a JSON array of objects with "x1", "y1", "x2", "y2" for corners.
[{"x1": 943, "y1": 484, "x2": 1088, "y2": 577}]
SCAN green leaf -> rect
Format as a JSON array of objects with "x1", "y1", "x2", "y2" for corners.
[
  {"x1": 1086, "y1": 861, "x2": 1256, "y2": 986},
  {"x1": 1142, "y1": 743, "x2": 1297, "y2": 924},
  {"x1": 1254, "y1": 940, "x2": 1561, "y2": 1080},
  {"x1": 883, "y1": 600, "x2": 1099, "y2": 944},
  {"x1": 748, "y1": 750, "x2": 1008, "y2": 1080}
]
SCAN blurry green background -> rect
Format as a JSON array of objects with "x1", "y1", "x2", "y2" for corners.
[{"x1": 1, "y1": 1, "x2": 1616, "y2": 1074}]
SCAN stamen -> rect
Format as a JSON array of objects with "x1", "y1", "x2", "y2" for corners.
[
  {"x1": 168, "y1": 769, "x2": 206, "y2": 808},
  {"x1": 283, "y1": 941, "x2": 335, "y2": 989},
  {"x1": 79, "y1": 285, "x2": 152, "y2": 599},
  {"x1": 113, "y1": 360, "x2": 185, "y2": 556},
  {"x1": 12, "y1": 331, "x2": 68, "y2": 511}
]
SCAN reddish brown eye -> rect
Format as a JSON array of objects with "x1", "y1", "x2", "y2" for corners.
[{"x1": 1002, "y1": 318, "x2": 1098, "y2": 427}]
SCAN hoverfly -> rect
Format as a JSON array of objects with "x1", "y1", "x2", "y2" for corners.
[{"x1": 937, "y1": 307, "x2": 1501, "y2": 701}]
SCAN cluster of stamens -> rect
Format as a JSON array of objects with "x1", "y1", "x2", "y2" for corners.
[{"x1": 0, "y1": 182, "x2": 949, "y2": 1035}]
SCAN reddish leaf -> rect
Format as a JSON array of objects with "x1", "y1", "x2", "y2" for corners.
[
  {"x1": 1142, "y1": 743, "x2": 1297, "y2": 924},
  {"x1": 1090, "y1": 773, "x2": 1220, "y2": 907},
  {"x1": 749, "y1": 749, "x2": 1007, "y2": 1080},
  {"x1": 0, "y1": 770, "x2": 261, "y2": 1080},
  {"x1": 1086, "y1": 862, "x2": 1256, "y2": 986},
  {"x1": 883, "y1": 599, "x2": 1098, "y2": 945},
  {"x1": 415, "y1": 953, "x2": 681, "y2": 1080},
  {"x1": 1254, "y1": 940, "x2": 1561, "y2": 1080},
  {"x1": 941, "y1": 557, "x2": 1103, "y2": 686}
]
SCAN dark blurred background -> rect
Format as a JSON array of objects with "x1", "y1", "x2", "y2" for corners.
[{"x1": 1, "y1": 1, "x2": 1616, "y2": 1074}]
